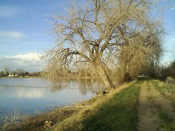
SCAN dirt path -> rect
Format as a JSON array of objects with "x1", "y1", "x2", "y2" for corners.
[
  {"x1": 137, "y1": 81, "x2": 175, "y2": 131},
  {"x1": 137, "y1": 81, "x2": 160, "y2": 131}
]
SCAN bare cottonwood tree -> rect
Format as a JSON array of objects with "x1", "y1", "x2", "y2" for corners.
[{"x1": 45, "y1": 0, "x2": 162, "y2": 89}]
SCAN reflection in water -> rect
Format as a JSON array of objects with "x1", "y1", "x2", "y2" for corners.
[
  {"x1": 50, "y1": 84, "x2": 63, "y2": 92},
  {"x1": 16, "y1": 88, "x2": 45, "y2": 99},
  {"x1": 78, "y1": 79, "x2": 104, "y2": 95},
  {"x1": 49, "y1": 79, "x2": 105, "y2": 95},
  {"x1": 0, "y1": 78, "x2": 105, "y2": 120}
]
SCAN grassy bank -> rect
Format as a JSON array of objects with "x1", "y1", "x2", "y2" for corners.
[
  {"x1": 52, "y1": 81, "x2": 141, "y2": 131},
  {"x1": 3, "y1": 107, "x2": 81, "y2": 131}
]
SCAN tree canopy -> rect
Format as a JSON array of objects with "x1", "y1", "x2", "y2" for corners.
[{"x1": 45, "y1": 0, "x2": 163, "y2": 89}]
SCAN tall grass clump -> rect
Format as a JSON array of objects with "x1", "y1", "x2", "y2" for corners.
[{"x1": 0, "y1": 110, "x2": 21, "y2": 131}]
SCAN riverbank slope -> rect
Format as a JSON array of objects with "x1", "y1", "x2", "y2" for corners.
[{"x1": 3, "y1": 79, "x2": 175, "y2": 131}]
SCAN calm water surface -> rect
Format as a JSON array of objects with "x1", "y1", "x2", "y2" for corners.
[{"x1": 0, "y1": 78, "x2": 104, "y2": 119}]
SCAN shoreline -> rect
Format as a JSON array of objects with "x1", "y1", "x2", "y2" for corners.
[
  {"x1": 0, "y1": 77, "x2": 103, "y2": 130},
  {"x1": 1, "y1": 81, "x2": 135, "y2": 131},
  {"x1": 0, "y1": 76, "x2": 42, "y2": 79},
  {"x1": 0, "y1": 76, "x2": 100, "y2": 80},
  {"x1": 2, "y1": 95, "x2": 98, "y2": 131}
]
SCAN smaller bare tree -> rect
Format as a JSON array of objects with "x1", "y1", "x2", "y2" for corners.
[{"x1": 117, "y1": 26, "x2": 163, "y2": 82}]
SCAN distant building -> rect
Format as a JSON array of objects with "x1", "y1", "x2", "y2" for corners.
[
  {"x1": 8, "y1": 74, "x2": 18, "y2": 77},
  {"x1": 8, "y1": 74, "x2": 14, "y2": 77}
]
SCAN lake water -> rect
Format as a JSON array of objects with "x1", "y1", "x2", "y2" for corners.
[{"x1": 0, "y1": 78, "x2": 104, "y2": 120}]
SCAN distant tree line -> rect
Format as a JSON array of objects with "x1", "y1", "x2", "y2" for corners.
[
  {"x1": 159, "y1": 61, "x2": 175, "y2": 80},
  {"x1": 0, "y1": 68, "x2": 41, "y2": 77}
]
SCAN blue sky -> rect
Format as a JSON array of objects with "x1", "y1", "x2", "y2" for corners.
[
  {"x1": 159, "y1": 0, "x2": 175, "y2": 65},
  {"x1": 0, "y1": 0, "x2": 71, "y2": 71},
  {"x1": 0, "y1": 0, "x2": 175, "y2": 71}
]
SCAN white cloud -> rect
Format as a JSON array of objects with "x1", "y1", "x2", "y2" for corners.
[
  {"x1": 0, "y1": 31, "x2": 25, "y2": 39},
  {"x1": 8, "y1": 53, "x2": 42, "y2": 62},
  {"x1": 0, "y1": 53, "x2": 45, "y2": 72},
  {"x1": 0, "y1": 6, "x2": 21, "y2": 17}
]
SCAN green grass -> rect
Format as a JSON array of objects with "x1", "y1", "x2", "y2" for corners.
[
  {"x1": 152, "y1": 80, "x2": 175, "y2": 131},
  {"x1": 153, "y1": 80, "x2": 175, "y2": 97},
  {"x1": 159, "y1": 112, "x2": 175, "y2": 131},
  {"x1": 53, "y1": 81, "x2": 142, "y2": 131},
  {"x1": 153, "y1": 80, "x2": 175, "y2": 109}
]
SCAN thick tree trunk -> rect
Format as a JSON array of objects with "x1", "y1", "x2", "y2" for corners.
[
  {"x1": 96, "y1": 64, "x2": 114, "y2": 89},
  {"x1": 124, "y1": 64, "x2": 131, "y2": 82},
  {"x1": 124, "y1": 72, "x2": 131, "y2": 81}
]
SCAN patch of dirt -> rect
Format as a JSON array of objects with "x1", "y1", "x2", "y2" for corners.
[
  {"x1": 137, "y1": 81, "x2": 175, "y2": 131},
  {"x1": 137, "y1": 81, "x2": 160, "y2": 131}
]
